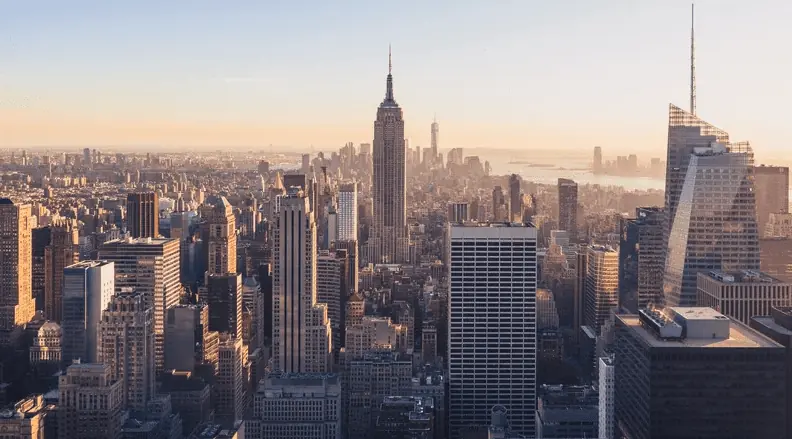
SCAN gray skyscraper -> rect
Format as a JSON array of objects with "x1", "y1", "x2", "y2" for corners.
[
  {"x1": 558, "y1": 178, "x2": 578, "y2": 241},
  {"x1": 62, "y1": 261, "x2": 115, "y2": 364},
  {"x1": 272, "y1": 190, "x2": 332, "y2": 373},
  {"x1": 431, "y1": 116, "x2": 439, "y2": 165},
  {"x1": 619, "y1": 207, "x2": 665, "y2": 311},
  {"x1": 663, "y1": 142, "x2": 759, "y2": 306},
  {"x1": 372, "y1": 48, "x2": 409, "y2": 264},
  {"x1": 44, "y1": 219, "x2": 79, "y2": 323},
  {"x1": 508, "y1": 174, "x2": 521, "y2": 222},
  {"x1": 448, "y1": 223, "x2": 538, "y2": 438}
]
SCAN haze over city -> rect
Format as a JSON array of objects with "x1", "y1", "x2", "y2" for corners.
[{"x1": 2, "y1": 0, "x2": 792, "y2": 162}]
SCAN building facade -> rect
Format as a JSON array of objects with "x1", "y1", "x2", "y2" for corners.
[
  {"x1": 44, "y1": 219, "x2": 79, "y2": 323},
  {"x1": 696, "y1": 270, "x2": 792, "y2": 325},
  {"x1": 206, "y1": 273, "x2": 243, "y2": 340},
  {"x1": 337, "y1": 183, "x2": 358, "y2": 242},
  {"x1": 61, "y1": 260, "x2": 115, "y2": 363},
  {"x1": 0, "y1": 199, "x2": 34, "y2": 344},
  {"x1": 618, "y1": 207, "x2": 665, "y2": 311},
  {"x1": 165, "y1": 303, "x2": 216, "y2": 373},
  {"x1": 127, "y1": 192, "x2": 160, "y2": 239},
  {"x1": 201, "y1": 196, "x2": 237, "y2": 275},
  {"x1": 557, "y1": 178, "x2": 578, "y2": 241},
  {"x1": 754, "y1": 165, "x2": 789, "y2": 237},
  {"x1": 583, "y1": 245, "x2": 619, "y2": 335},
  {"x1": 58, "y1": 362, "x2": 124, "y2": 439},
  {"x1": 448, "y1": 223, "x2": 538, "y2": 438}
]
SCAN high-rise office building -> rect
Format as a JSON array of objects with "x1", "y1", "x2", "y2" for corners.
[
  {"x1": 165, "y1": 303, "x2": 217, "y2": 373},
  {"x1": 696, "y1": 270, "x2": 792, "y2": 325},
  {"x1": 598, "y1": 356, "x2": 615, "y2": 439},
  {"x1": 127, "y1": 192, "x2": 160, "y2": 238},
  {"x1": 200, "y1": 196, "x2": 237, "y2": 275},
  {"x1": 431, "y1": 117, "x2": 439, "y2": 165},
  {"x1": 242, "y1": 276, "x2": 264, "y2": 351},
  {"x1": 58, "y1": 362, "x2": 124, "y2": 439},
  {"x1": 618, "y1": 207, "x2": 665, "y2": 311},
  {"x1": 99, "y1": 237, "x2": 181, "y2": 372},
  {"x1": 584, "y1": 245, "x2": 619, "y2": 335},
  {"x1": 44, "y1": 219, "x2": 79, "y2": 322},
  {"x1": 535, "y1": 385, "x2": 599, "y2": 439},
  {"x1": 98, "y1": 290, "x2": 155, "y2": 411},
  {"x1": 0, "y1": 199, "x2": 34, "y2": 345},
  {"x1": 372, "y1": 48, "x2": 409, "y2": 264},
  {"x1": 206, "y1": 273, "x2": 243, "y2": 340},
  {"x1": 508, "y1": 174, "x2": 521, "y2": 222},
  {"x1": 557, "y1": 178, "x2": 578, "y2": 241},
  {"x1": 615, "y1": 307, "x2": 786, "y2": 439},
  {"x1": 373, "y1": 396, "x2": 435, "y2": 439},
  {"x1": 663, "y1": 105, "x2": 730, "y2": 244},
  {"x1": 765, "y1": 212, "x2": 792, "y2": 238},
  {"x1": 214, "y1": 334, "x2": 247, "y2": 427},
  {"x1": 337, "y1": 182, "x2": 358, "y2": 242},
  {"x1": 448, "y1": 223, "x2": 538, "y2": 438},
  {"x1": 272, "y1": 190, "x2": 332, "y2": 373},
  {"x1": 754, "y1": 165, "x2": 790, "y2": 236},
  {"x1": 31, "y1": 226, "x2": 51, "y2": 311},
  {"x1": 593, "y1": 146, "x2": 603, "y2": 173},
  {"x1": 317, "y1": 250, "x2": 344, "y2": 357},
  {"x1": 62, "y1": 261, "x2": 115, "y2": 363},
  {"x1": 663, "y1": 142, "x2": 759, "y2": 306},
  {"x1": 750, "y1": 306, "x2": 792, "y2": 439},
  {"x1": 248, "y1": 373, "x2": 342, "y2": 439},
  {"x1": 492, "y1": 186, "x2": 506, "y2": 222},
  {"x1": 447, "y1": 202, "x2": 470, "y2": 223}
]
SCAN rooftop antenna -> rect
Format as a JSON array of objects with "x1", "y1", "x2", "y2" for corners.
[
  {"x1": 690, "y1": 3, "x2": 696, "y2": 115},
  {"x1": 388, "y1": 44, "x2": 392, "y2": 74}
]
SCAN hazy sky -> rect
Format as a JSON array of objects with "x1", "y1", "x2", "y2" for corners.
[{"x1": 1, "y1": 0, "x2": 791, "y2": 161}]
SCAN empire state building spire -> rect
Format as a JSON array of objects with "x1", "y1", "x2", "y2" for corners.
[{"x1": 384, "y1": 45, "x2": 396, "y2": 105}]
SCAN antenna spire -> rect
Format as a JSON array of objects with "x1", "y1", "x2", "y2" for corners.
[
  {"x1": 388, "y1": 44, "x2": 392, "y2": 75},
  {"x1": 690, "y1": 3, "x2": 696, "y2": 115}
]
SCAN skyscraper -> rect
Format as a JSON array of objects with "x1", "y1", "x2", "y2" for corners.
[
  {"x1": 44, "y1": 219, "x2": 79, "y2": 322},
  {"x1": 272, "y1": 190, "x2": 332, "y2": 373},
  {"x1": 448, "y1": 223, "x2": 538, "y2": 438},
  {"x1": 508, "y1": 174, "x2": 521, "y2": 222},
  {"x1": 165, "y1": 304, "x2": 214, "y2": 373},
  {"x1": 206, "y1": 273, "x2": 243, "y2": 340},
  {"x1": 62, "y1": 261, "x2": 115, "y2": 364},
  {"x1": 0, "y1": 199, "x2": 34, "y2": 345},
  {"x1": 200, "y1": 196, "x2": 237, "y2": 275},
  {"x1": 31, "y1": 226, "x2": 51, "y2": 312},
  {"x1": 337, "y1": 182, "x2": 358, "y2": 241},
  {"x1": 618, "y1": 207, "x2": 665, "y2": 311},
  {"x1": 317, "y1": 249, "x2": 344, "y2": 357},
  {"x1": 615, "y1": 307, "x2": 786, "y2": 439},
  {"x1": 754, "y1": 165, "x2": 789, "y2": 236},
  {"x1": 98, "y1": 290, "x2": 155, "y2": 411},
  {"x1": 372, "y1": 47, "x2": 409, "y2": 264},
  {"x1": 215, "y1": 334, "x2": 247, "y2": 426},
  {"x1": 99, "y1": 238, "x2": 181, "y2": 372},
  {"x1": 557, "y1": 178, "x2": 578, "y2": 241},
  {"x1": 58, "y1": 362, "x2": 124, "y2": 439},
  {"x1": 583, "y1": 245, "x2": 619, "y2": 335},
  {"x1": 663, "y1": 142, "x2": 759, "y2": 306},
  {"x1": 431, "y1": 116, "x2": 439, "y2": 165},
  {"x1": 593, "y1": 146, "x2": 603, "y2": 173},
  {"x1": 696, "y1": 270, "x2": 792, "y2": 325},
  {"x1": 127, "y1": 192, "x2": 160, "y2": 238}
]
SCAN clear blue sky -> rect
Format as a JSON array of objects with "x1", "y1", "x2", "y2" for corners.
[{"x1": 1, "y1": 0, "x2": 790, "y2": 161}]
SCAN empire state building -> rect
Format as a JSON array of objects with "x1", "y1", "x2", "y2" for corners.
[{"x1": 372, "y1": 48, "x2": 409, "y2": 263}]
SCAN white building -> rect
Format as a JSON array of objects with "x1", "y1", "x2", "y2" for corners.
[
  {"x1": 337, "y1": 183, "x2": 358, "y2": 242},
  {"x1": 61, "y1": 260, "x2": 115, "y2": 364},
  {"x1": 598, "y1": 356, "x2": 615, "y2": 439},
  {"x1": 273, "y1": 190, "x2": 332, "y2": 373},
  {"x1": 448, "y1": 223, "x2": 538, "y2": 438},
  {"x1": 248, "y1": 373, "x2": 341, "y2": 439}
]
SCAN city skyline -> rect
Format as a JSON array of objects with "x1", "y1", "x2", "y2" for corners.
[{"x1": 2, "y1": 1, "x2": 792, "y2": 159}]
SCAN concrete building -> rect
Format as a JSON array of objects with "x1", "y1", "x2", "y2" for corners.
[
  {"x1": 584, "y1": 245, "x2": 619, "y2": 335},
  {"x1": 537, "y1": 288, "x2": 559, "y2": 330},
  {"x1": 598, "y1": 356, "x2": 615, "y2": 439},
  {"x1": 508, "y1": 174, "x2": 521, "y2": 223},
  {"x1": 99, "y1": 237, "x2": 181, "y2": 372},
  {"x1": 165, "y1": 303, "x2": 217, "y2": 373},
  {"x1": 557, "y1": 178, "x2": 578, "y2": 241},
  {"x1": 372, "y1": 50, "x2": 409, "y2": 264},
  {"x1": 373, "y1": 396, "x2": 435, "y2": 439},
  {"x1": 535, "y1": 385, "x2": 599, "y2": 439},
  {"x1": 346, "y1": 350, "x2": 412, "y2": 439},
  {"x1": 98, "y1": 290, "x2": 155, "y2": 411},
  {"x1": 663, "y1": 139, "x2": 759, "y2": 307},
  {"x1": 200, "y1": 196, "x2": 237, "y2": 275},
  {"x1": 754, "y1": 165, "x2": 789, "y2": 237},
  {"x1": 0, "y1": 394, "x2": 53, "y2": 439},
  {"x1": 242, "y1": 276, "x2": 264, "y2": 351},
  {"x1": 61, "y1": 261, "x2": 115, "y2": 363},
  {"x1": 317, "y1": 250, "x2": 346, "y2": 357},
  {"x1": 0, "y1": 199, "x2": 34, "y2": 345},
  {"x1": 214, "y1": 334, "x2": 247, "y2": 427},
  {"x1": 248, "y1": 373, "x2": 341, "y2": 439},
  {"x1": 344, "y1": 316, "x2": 408, "y2": 359},
  {"x1": 619, "y1": 207, "x2": 665, "y2": 311},
  {"x1": 30, "y1": 321, "x2": 62, "y2": 365},
  {"x1": 160, "y1": 371, "x2": 213, "y2": 437},
  {"x1": 448, "y1": 223, "x2": 538, "y2": 438},
  {"x1": 127, "y1": 192, "x2": 159, "y2": 239},
  {"x1": 615, "y1": 307, "x2": 786, "y2": 439},
  {"x1": 206, "y1": 273, "x2": 243, "y2": 340},
  {"x1": 697, "y1": 270, "x2": 792, "y2": 325},
  {"x1": 43, "y1": 219, "x2": 78, "y2": 322},
  {"x1": 765, "y1": 212, "x2": 792, "y2": 238},
  {"x1": 337, "y1": 182, "x2": 358, "y2": 242},
  {"x1": 58, "y1": 362, "x2": 124, "y2": 439},
  {"x1": 272, "y1": 190, "x2": 332, "y2": 374},
  {"x1": 447, "y1": 202, "x2": 470, "y2": 223}
]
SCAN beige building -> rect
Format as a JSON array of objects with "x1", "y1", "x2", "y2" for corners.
[
  {"x1": 98, "y1": 237, "x2": 180, "y2": 372},
  {"x1": 584, "y1": 245, "x2": 619, "y2": 335},
  {"x1": 98, "y1": 291, "x2": 155, "y2": 411},
  {"x1": 58, "y1": 362, "x2": 124, "y2": 439},
  {"x1": 43, "y1": 219, "x2": 78, "y2": 323},
  {"x1": 272, "y1": 191, "x2": 332, "y2": 373},
  {"x1": 697, "y1": 270, "x2": 792, "y2": 325},
  {"x1": 200, "y1": 196, "x2": 237, "y2": 275},
  {"x1": 29, "y1": 321, "x2": 62, "y2": 365},
  {"x1": 344, "y1": 316, "x2": 408, "y2": 360},
  {"x1": 0, "y1": 199, "x2": 34, "y2": 345},
  {"x1": 0, "y1": 394, "x2": 53, "y2": 439},
  {"x1": 215, "y1": 334, "x2": 248, "y2": 426},
  {"x1": 765, "y1": 212, "x2": 792, "y2": 238}
]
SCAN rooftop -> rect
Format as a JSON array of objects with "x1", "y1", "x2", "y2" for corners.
[
  {"x1": 619, "y1": 313, "x2": 782, "y2": 349},
  {"x1": 700, "y1": 270, "x2": 785, "y2": 284}
]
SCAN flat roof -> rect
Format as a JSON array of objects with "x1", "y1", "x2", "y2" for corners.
[
  {"x1": 700, "y1": 270, "x2": 786, "y2": 284},
  {"x1": 618, "y1": 315, "x2": 782, "y2": 349},
  {"x1": 752, "y1": 316, "x2": 792, "y2": 337}
]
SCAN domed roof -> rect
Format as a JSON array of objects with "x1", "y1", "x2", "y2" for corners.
[{"x1": 39, "y1": 321, "x2": 62, "y2": 334}]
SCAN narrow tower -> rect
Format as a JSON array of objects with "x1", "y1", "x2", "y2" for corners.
[{"x1": 690, "y1": 3, "x2": 696, "y2": 115}]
